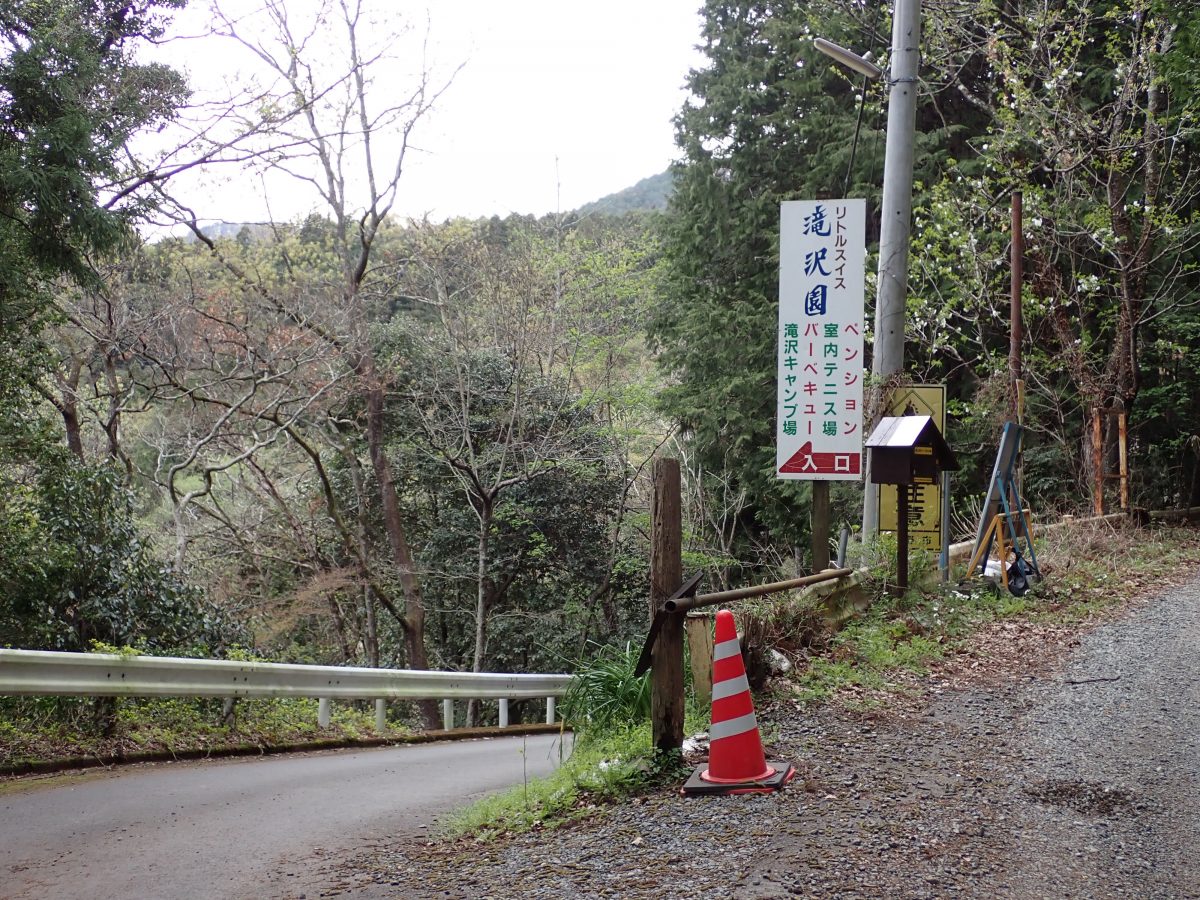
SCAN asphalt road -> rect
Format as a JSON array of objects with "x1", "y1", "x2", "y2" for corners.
[{"x1": 0, "y1": 733, "x2": 570, "y2": 900}]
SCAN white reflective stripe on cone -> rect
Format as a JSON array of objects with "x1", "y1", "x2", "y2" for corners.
[
  {"x1": 713, "y1": 638, "x2": 742, "y2": 661},
  {"x1": 709, "y1": 711, "x2": 758, "y2": 741},
  {"x1": 711, "y1": 673, "x2": 751, "y2": 702}
]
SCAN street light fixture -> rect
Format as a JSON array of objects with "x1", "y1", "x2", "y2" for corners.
[{"x1": 813, "y1": 38, "x2": 882, "y2": 81}]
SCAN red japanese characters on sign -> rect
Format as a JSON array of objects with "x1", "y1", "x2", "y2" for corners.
[{"x1": 776, "y1": 199, "x2": 865, "y2": 481}]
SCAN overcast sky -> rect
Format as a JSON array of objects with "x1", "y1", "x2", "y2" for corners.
[{"x1": 149, "y1": 1, "x2": 707, "y2": 225}]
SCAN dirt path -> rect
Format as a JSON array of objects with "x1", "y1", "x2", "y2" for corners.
[
  {"x1": 743, "y1": 571, "x2": 1200, "y2": 898},
  {"x1": 349, "y1": 570, "x2": 1200, "y2": 899}
]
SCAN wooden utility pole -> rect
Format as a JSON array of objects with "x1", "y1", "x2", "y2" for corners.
[{"x1": 649, "y1": 458, "x2": 685, "y2": 754}]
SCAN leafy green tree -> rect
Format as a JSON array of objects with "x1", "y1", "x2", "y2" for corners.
[
  {"x1": 0, "y1": 457, "x2": 235, "y2": 652},
  {"x1": 392, "y1": 355, "x2": 624, "y2": 680},
  {"x1": 0, "y1": 2, "x2": 222, "y2": 655},
  {"x1": 378, "y1": 215, "x2": 657, "y2": 721},
  {"x1": 0, "y1": 0, "x2": 185, "y2": 348},
  {"x1": 0, "y1": 0, "x2": 187, "y2": 502},
  {"x1": 907, "y1": 0, "x2": 1200, "y2": 506},
  {"x1": 650, "y1": 1, "x2": 892, "y2": 559}
]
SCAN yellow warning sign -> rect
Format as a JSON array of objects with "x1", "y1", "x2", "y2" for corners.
[{"x1": 879, "y1": 385, "x2": 947, "y2": 551}]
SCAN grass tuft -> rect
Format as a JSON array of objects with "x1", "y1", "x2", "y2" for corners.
[
  {"x1": 560, "y1": 643, "x2": 651, "y2": 732},
  {"x1": 444, "y1": 725, "x2": 665, "y2": 841}
]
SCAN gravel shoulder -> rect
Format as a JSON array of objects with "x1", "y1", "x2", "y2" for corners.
[{"x1": 340, "y1": 565, "x2": 1200, "y2": 899}]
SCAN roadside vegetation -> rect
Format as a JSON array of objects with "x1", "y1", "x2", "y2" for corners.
[
  {"x1": 0, "y1": 694, "x2": 398, "y2": 775},
  {"x1": 776, "y1": 522, "x2": 1200, "y2": 707},
  {"x1": 444, "y1": 521, "x2": 1200, "y2": 838},
  {"x1": 445, "y1": 643, "x2": 704, "y2": 840}
]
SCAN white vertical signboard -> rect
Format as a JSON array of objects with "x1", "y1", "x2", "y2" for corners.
[{"x1": 777, "y1": 199, "x2": 866, "y2": 480}]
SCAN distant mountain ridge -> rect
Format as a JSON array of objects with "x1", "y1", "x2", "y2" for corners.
[
  {"x1": 575, "y1": 170, "x2": 674, "y2": 217},
  {"x1": 170, "y1": 172, "x2": 676, "y2": 243}
]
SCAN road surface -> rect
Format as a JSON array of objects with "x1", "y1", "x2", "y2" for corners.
[{"x1": 0, "y1": 733, "x2": 569, "y2": 899}]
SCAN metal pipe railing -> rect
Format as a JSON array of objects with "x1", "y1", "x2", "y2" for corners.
[{"x1": 664, "y1": 568, "x2": 853, "y2": 614}]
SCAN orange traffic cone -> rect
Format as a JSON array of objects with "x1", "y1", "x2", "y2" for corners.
[{"x1": 681, "y1": 609, "x2": 795, "y2": 796}]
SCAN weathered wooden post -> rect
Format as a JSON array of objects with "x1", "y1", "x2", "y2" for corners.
[
  {"x1": 896, "y1": 484, "x2": 909, "y2": 591},
  {"x1": 685, "y1": 613, "x2": 714, "y2": 708},
  {"x1": 812, "y1": 481, "x2": 831, "y2": 572},
  {"x1": 650, "y1": 458, "x2": 685, "y2": 754}
]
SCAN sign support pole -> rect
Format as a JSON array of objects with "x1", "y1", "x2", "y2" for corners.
[{"x1": 811, "y1": 481, "x2": 831, "y2": 571}]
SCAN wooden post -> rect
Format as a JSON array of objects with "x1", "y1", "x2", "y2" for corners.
[
  {"x1": 650, "y1": 458, "x2": 685, "y2": 754},
  {"x1": 994, "y1": 514, "x2": 1010, "y2": 591},
  {"x1": 685, "y1": 613, "x2": 714, "y2": 709},
  {"x1": 811, "y1": 480, "x2": 831, "y2": 572},
  {"x1": 1118, "y1": 412, "x2": 1129, "y2": 511},
  {"x1": 896, "y1": 485, "x2": 909, "y2": 591},
  {"x1": 1093, "y1": 409, "x2": 1104, "y2": 516}
]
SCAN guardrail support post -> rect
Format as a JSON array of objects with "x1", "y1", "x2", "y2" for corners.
[
  {"x1": 545, "y1": 696, "x2": 555, "y2": 724},
  {"x1": 375, "y1": 698, "x2": 387, "y2": 732},
  {"x1": 442, "y1": 698, "x2": 453, "y2": 730},
  {"x1": 498, "y1": 698, "x2": 509, "y2": 728},
  {"x1": 318, "y1": 697, "x2": 331, "y2": 728}
]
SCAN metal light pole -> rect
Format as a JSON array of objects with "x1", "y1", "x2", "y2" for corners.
[{"x1": 861, "y1": 0, "x2": 922, "y2": 538}]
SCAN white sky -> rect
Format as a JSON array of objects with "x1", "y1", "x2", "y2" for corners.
[{"x1": 148, "y1": 1, "x2": 707, "y2": 225}]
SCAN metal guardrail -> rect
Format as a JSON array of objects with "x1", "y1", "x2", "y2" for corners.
[{"x1": 0, "y1": 649, "x2": 572, "y2": 730}]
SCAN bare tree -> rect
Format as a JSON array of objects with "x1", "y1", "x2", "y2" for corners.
[{"x1": 137, "y1": 0, "x2": 460, "y2": 726}]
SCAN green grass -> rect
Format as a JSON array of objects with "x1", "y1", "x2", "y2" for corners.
[
  {"x1": 785, "y1": 523, "x2": 1200, "y2": 704},
  {"x1": 789, "y1": 610, "x2": 947, "y2": 703},
  {"x1": 444, "y1": 724, "x2": 685, "y2": 841},
  {"x1": 560, "y1": 643, "x2": 650, "y2": 731},
  {"x1": 1025, "y1": 523, "x2": 1200, "y2": 623},
  {"x1": 447, "y1": 638, "x2": 712, "y2": 840}
]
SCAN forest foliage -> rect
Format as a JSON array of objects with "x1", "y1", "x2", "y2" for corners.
[{"x1": 1, "y1": 0, "x2": 1199, "y2": 727}]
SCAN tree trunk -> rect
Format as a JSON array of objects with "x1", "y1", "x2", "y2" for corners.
[
  {"x1": 363, "y1": 584, "x2": 379, "y2": 668},
  {"x1": 327, "y1": 593, "x2": 354, "y2": 662},
  {"x1": 467, "y1": 502, "x2": 493, "y2": 727},
  {"x1": 363, "y1": 361, "x2": 439, "y2": 730},
  {"x1": 351, "y1": 461, "x2": 380, "y2": 668},
  {"x1": 55, "y1": 359, "x2": 85, "y2": 460}
]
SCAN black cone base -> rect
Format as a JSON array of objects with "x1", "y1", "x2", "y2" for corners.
[{"x1": 680, "y1": 760, "x2": 796, "y2": 796}]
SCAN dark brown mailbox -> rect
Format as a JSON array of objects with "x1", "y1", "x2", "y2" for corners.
[
  {"x1": 865, "y1": 415, "x2": 958, "y2": 591},
  {"x1": 866, "y1": 415, "x2": 958, "y2": 485}
]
